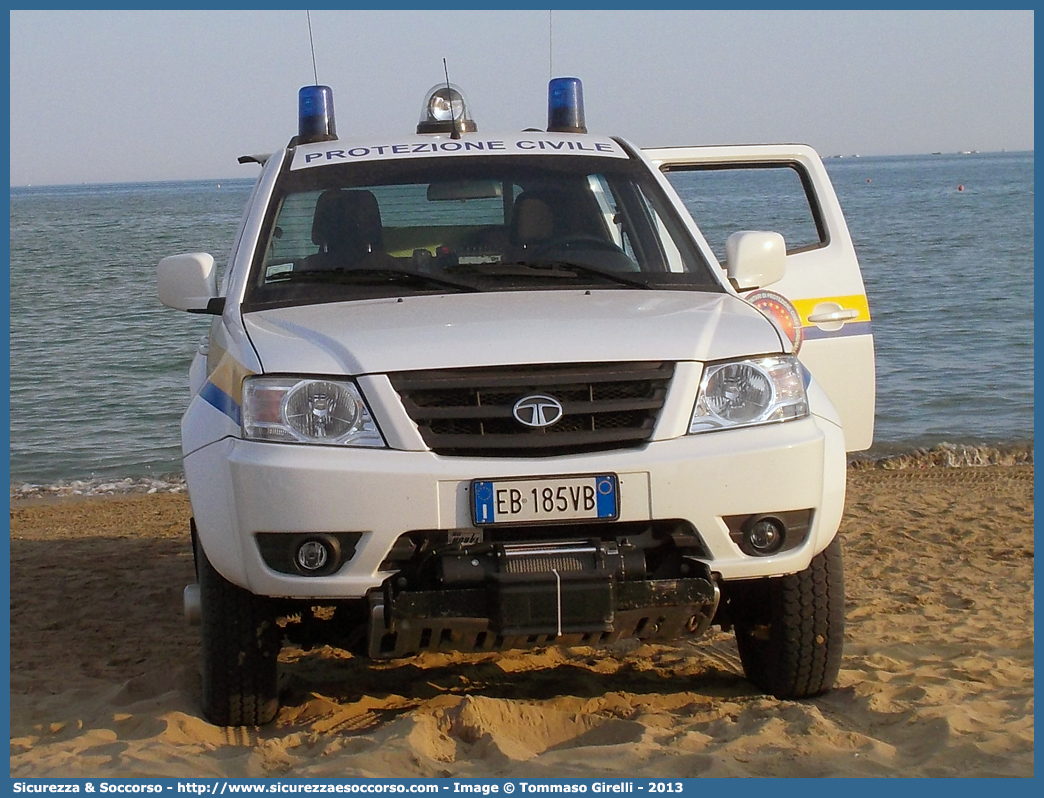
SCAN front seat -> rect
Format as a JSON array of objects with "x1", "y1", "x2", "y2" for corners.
[
  {"x1": 505, "y1": 192, "x2": 564, "y2": 261},
  {"x1": 301, "y1": 189, "x2": 398, "y2": 271}
]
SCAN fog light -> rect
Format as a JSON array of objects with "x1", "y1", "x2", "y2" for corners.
[
  {"x1": 257, "y1": 532, "x2": 360, "y2": 576},
  {"x1": 296, "y1": 539, "x2": 331, "y2": 572},
  {"x1": 743, "y1": 516, "x2": 786, "y2": 556}
]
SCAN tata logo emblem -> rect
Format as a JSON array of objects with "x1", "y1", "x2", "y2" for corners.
[{"x1": 512, "y1": 394, "x2": 564, "y2": 428}]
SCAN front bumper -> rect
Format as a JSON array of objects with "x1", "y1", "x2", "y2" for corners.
[{"x1": 184, "y1": 412, "x2": 846, "y2": 598}]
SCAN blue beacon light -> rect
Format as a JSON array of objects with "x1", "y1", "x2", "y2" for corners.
[
  {"x1": 298, "y1": 85, "x2": 337, "y2": 144},
  {"x1": 546, "y1": 77, "x2": 587, "y2": 134}
]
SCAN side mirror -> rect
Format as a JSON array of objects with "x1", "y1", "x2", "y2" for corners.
[
  {"x1": 725, "y1": 231, "x2": 786, "y2": 290},
  {"x1": 157, "y1": 253, "x2": 222, "y2": 314}
]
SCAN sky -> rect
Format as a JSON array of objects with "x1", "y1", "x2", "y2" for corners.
[{"x1": 8, "y1": 9, "x2": 1035, "y2": 186}]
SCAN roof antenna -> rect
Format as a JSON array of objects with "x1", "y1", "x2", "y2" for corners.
[
  {"x1": 443, "y1": 58, "x2": 461, "y2": 139},
  {"x1": 549, "y1": 11, "x2": 553, "y2": 81},
  {"x1": 307, "y1": 10, "x2": 319, "y2": 84}
]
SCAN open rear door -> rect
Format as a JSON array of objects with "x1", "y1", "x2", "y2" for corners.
[{"x1": 646, "y1": 145, "x2": 875, "y2": 451}]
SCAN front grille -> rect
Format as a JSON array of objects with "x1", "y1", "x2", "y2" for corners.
[{"x1": 389, "y1": 362, "x2": 674, "y2": 457}]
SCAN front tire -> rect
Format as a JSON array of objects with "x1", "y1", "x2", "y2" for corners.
[
  {"x1": 727, "y1": 537, "x2": 845, "y2": 699},
  {"x1": 197, "y1": 545, "x2": 280, "y2": 726}
]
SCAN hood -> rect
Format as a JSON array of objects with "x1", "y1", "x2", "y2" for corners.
[{"x1": 242, "y1": 290, "x2": 784, "y2": 375}]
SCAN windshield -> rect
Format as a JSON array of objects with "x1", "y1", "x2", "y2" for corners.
[{"x1": 244, "y1": 154, "x2": 722, "y2": 310}]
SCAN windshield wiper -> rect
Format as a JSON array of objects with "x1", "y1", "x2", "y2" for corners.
[
  {"x1": 495, "y1": 260, "x2": 654, "y2": 289},
  {"x1": 285, "y1": 267, "x2": 484, "y2": 293}
]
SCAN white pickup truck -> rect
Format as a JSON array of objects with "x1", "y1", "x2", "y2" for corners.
[{"x1": 158, "y1": 78, "x2": 874, "y2": 726}]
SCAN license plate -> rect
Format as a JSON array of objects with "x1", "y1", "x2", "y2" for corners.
[{"x1": 471, "y1": 474, "x2": 618, "y2": 525}]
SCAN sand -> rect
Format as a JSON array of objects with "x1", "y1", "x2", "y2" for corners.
[{"x1": 9, "y1": 465, "x2": 1034, "y2": 778}]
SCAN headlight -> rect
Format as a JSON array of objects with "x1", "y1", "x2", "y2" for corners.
[
  {"x1": 242, "y1": 377, "x2": 385, "y2": 447},
  {"x1": 689, "y1": 355, "x2": 808, "y2": 434}
]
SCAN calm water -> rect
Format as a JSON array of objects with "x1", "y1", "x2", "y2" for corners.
[{"x1": 8, "y1": 152, "x2": 1034, "y2": 487}]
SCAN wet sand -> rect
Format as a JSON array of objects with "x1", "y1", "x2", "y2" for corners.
[{"x1": 9, "y1": 465, "x2": 1034, "y2": 777}]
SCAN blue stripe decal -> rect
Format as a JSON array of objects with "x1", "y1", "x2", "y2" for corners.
[
  {"x1": 802, "y1": 321, "x2": 874, "y2": 341},
  {"x1": 473, "y1": 481, "x2": 495, "y2": 524},
  {"x1": 200, "y1": 381, "x2": 241, "y2": 426},
  {"x1": 596, "y1": 476, "x2": 618, "y2": 518}
]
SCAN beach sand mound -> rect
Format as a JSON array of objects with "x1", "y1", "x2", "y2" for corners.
[{"x1": 10, "y1": 467, "x2": 1034, "y2": 778}]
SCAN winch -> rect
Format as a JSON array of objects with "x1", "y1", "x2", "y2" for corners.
[{"x1": 367, "y1": 537, "x2": 720, "y2": 659}]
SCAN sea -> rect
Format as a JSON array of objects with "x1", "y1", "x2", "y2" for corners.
[{"x1": 8, "y1": 151, "x2": 1034, "y2": 497}]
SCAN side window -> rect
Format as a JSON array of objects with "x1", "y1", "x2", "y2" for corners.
[
  {"x1": 664, "y1": 164, "x2": 825, "y2": 262},
  {"x1": 588, "y1": 173, "x2": 672, "y2": 268},
  {"x1": 376, "y1": 183, "x2": 507, "y2": 258},
  {"x1": 587, "y1": 175, "x2": 627, "y2": 250},
  {"x1": 378, "y1": 183, "x2": 505, "y2": 227},
  {"x1": 263, "y1": 192, "x2": 319, "y2": 278}
]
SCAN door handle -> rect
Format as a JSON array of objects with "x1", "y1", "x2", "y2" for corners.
[{"x1": 807, "y1": 308, "x2": 860, "y2": 324}]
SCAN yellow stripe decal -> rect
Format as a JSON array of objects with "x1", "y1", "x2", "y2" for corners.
[
  {"x1": 201, "y1": 342, "x2": 255, "y2": 422},
  {"x1": 791, "y1": 294, "x2": 871, "y2": 327}
]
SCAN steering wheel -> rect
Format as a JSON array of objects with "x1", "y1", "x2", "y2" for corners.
[{"x1": 530, "y1": 235, "x2": 625, "y2": 257}]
